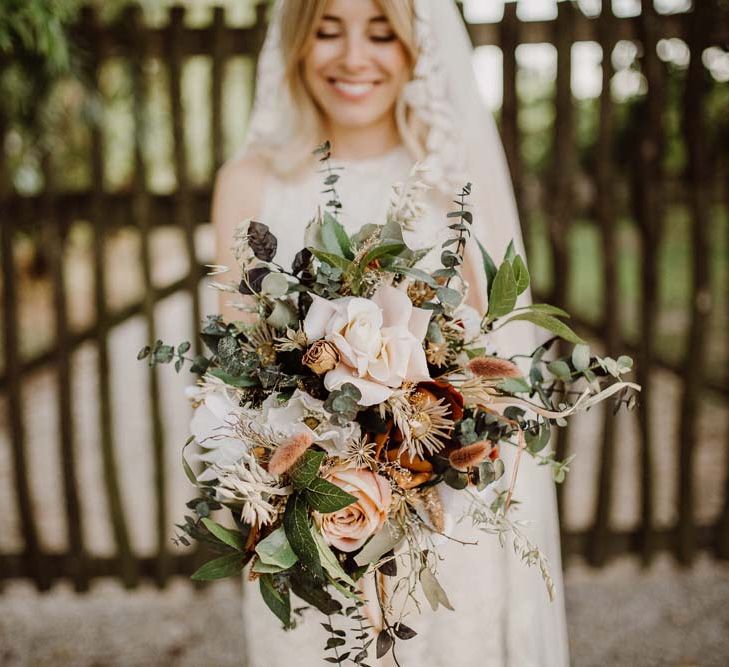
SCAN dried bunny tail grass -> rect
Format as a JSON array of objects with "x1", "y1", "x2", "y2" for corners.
[
  {"x1": 467, "y1": 356, "x2": 522, "y2": 379},
  {"x1": 448, "y1": 440, "x2": 493, "y2": 472},
  {"x1": 267, "y1": 433, "x2": 313, "y2": 476}
]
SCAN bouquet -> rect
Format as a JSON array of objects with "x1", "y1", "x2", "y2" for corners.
[{"x1": 139, "y1": 143, "x2": 639, "y2": 663}]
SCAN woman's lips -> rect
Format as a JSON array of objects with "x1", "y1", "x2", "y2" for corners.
[{"x1": 328, "y1": 78, "x2": 380, "y2": 100}]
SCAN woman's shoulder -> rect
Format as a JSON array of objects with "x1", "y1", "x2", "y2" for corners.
[{"x1": 212, "y1": 150, "x2": 272, "y2": 222}]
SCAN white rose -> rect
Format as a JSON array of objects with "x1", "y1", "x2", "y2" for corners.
[
  {"x1": 304, "y1": 285, "x2": 432, "y2": 406},
  {"x1": 188, "y1": 382, "x2": 247, "y2": 481}
]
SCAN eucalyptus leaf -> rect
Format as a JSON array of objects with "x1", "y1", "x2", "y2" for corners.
[
  {"x1": 310, "y1": 248, "x2": 353, "y2": 273},
  {"x1": 260, "y1": 272, "x2": 289, "y2": 298},
  {"x1": 572, "y1": 344, "x2": 591, "y2": 372},
  {"x1": 498, "y1": 376, "x2": 531, "y2": 394},
  {"x1": 354, "y1": 521, "x2": 404, "y2": 566},
  {"x1": 547, "y1": 360, "x2": 572, "y2": 381},
  {"x1": 419, "y1": 567, "x2": 454, "y2": 611},
  {"x1": 255, "y1": 526, "x2": 299, "y2": 569}
]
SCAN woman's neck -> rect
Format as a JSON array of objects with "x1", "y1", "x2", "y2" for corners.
[{"x1": 324, "y1": 116, "x2": 402, "y2": 161}]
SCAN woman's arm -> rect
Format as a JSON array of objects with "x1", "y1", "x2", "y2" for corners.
[{"x1": 210, "y1": 153, "x2": 268, "y2": 323}]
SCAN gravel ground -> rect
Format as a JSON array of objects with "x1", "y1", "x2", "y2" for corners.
[{"x1": 1, "y1": 556, "x2": 728, "y2": 667}]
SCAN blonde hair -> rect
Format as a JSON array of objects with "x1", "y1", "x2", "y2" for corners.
[{"x1": 261, "y1": 0, "x2": 426, "y2": 175}]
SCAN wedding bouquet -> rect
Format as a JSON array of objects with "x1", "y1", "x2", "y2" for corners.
[{"x1": 139, "y1": 143, "x2": 639, "y2": 663}]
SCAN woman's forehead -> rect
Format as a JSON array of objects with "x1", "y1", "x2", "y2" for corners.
[{"x1": 321, "y1": 0, "x2": 389, "y2": 23}]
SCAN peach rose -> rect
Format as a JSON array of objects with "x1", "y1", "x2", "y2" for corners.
[{"x1": 314, "y1": 468, "x2": 392, "y2": 552}]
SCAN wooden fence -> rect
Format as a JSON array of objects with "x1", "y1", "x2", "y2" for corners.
[{"x1": 1, "y1": 0, "x2": 728, "y2": 591}]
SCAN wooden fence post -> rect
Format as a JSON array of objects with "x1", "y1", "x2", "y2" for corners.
[
  {"x1": 677, "y1": 0, "x2": 713, "y2": 565},
  {"x1": 82, "y1": 5, "x2": 138, "y2": 588},
  {"x1": 126, "y1": 4, "x2": 170, "y2": 588},
  {"x1": 588, "y1": 1, "x2": 618, "y2": 567},
  {"x1": 168, "y1": 5, "x2": 203, "y2": 359},
  {"x1": 44, "y1": 153, "x2": 89, "y2": 591},
  {"x1": 549, "y1": 0, "x2": 576, "y2": 543},
  {"x1": 633, "y1": 0, "x2": 664, "y2": 565}
]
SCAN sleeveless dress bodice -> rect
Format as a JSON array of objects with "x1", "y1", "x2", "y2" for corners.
[{"x1": 241, "y1": 146, "x2": 569, "y2": 667}]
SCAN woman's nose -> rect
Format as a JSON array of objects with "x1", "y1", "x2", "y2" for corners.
[{"x1": 341, "y1": 34, "x2": 370, "y2": 71}]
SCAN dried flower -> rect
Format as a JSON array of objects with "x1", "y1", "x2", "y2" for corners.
[
  {"x1": 342, "y1": 435, "x2": 379, "y2": 470},
  {"x1": 267, "y1": 432, "x2": 314, "y2": 476},
  {"x1": 407, "y1": 280, "x2": 437, "y2": 306},
  {"x1": 274, "y1": 327, "x2": 308, "y2": 352},
  {"x1": 426, "y1": 340, "x2": 449, "y2": 366},
  {"x1": 448, "y1": 440, "x2": 495, "y2": 472},
  {"x1": 214, "y1": 451, "x2": 290, "y2": 527},
  {"x1": 303, "y1": 339, "x2": 340, "y2": 375},
  {"x1": 467, "y1": 356, "x2": 522, "y2": 379}
]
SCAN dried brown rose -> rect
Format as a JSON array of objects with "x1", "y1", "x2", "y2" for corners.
[{"x1": 302, "y1": 339, "x2": 340, "y2": 375}]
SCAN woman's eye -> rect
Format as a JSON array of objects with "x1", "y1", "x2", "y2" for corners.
[
  {"x1": 370, "y1": 34, "x2": 397, "y2": 43},
  {"x1": 316, "y1": 31, "x2": 341, "y2": 40}
]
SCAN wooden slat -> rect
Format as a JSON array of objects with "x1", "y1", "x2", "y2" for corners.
[
  {"x1": 167, "y1": 6, "x2": 203, "y2": 357},
  {"x1": 45, "y1": 161, "x2": 89, "y2": 591},
  {"x1": 719, "y1": 150, "x2": 729, "y2": 559},
  {"x1": 59, "y1": 12, "x2": 726, "y2": 61},
  {"x1": 211, "y1": 6, "x2": 225, "y2": 172},
  {"x1": 127, "y1": 5, "x2": 170, "y2": 588},
  {"x1": 1, "y1": 220, "x2": 48, "y2": 590},
  {"x1": 499, "y1": 3, "x2": 523, "y2": 233},
  {"x1": 633, "y1": 0, "x2": 664, "y2": 564},
  {"x1": 549, "y1": 1, "x2": 576, "y2": 530},
  {"x1": 81, "y1": 6, "x2": 138, "y2": 588},
  {"x1": 588, "y1": 4, "x2": 618, "y2": 568},
  {"x1": 677, "y1": 0, "x2": 713, "y2": 565}
]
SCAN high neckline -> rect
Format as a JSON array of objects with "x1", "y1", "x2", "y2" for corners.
[{"x1": 330, "y1": 143, "x2": 409, "y2": 169}]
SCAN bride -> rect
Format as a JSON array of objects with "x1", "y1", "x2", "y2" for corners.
[{"x1": 212, "y1": 0, "x2": 569, "y2": 665}]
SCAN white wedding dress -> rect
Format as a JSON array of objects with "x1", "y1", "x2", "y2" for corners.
[{"x1": 237, "y1": 146, "x2": 570, "y2": 667}]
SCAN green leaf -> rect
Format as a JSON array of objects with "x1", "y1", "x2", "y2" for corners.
[
  {"x1": 190, "y1": 551, "x2": 244, "y2": 581},
  {"x1": 305, "y1": 478, "x2": 357, "y2": 513},
  {"x1": 354, "y1": 521, "x2": 405, "y2": 567},
  {"x1": 259, "y1": 574, "x2": 292, "y2": 628},
  {"x1": 547, "y1": 360, "x2": 572, "y2": 381},
  {"x1": 283, "y1": 493, "x2": 323, "y2": 582},
  {"x1": 181, "y1": 437, "x2": 198, "y2": 485},
  {"x1": 322, "y1": 211, "x2": 353, "y2": 259},
  {"x1": 512, "y1": 255, "x2": 530, "y2": 295},
  {"x1": 312, "y1": 528, "x2": 357, "y2": 588},
  {"x1": 207, "y1": 368, "x2": 258, "y2": 388},
  {"x1": 360, "y1": 242, "x2": 406, "y2": 266},
  {"x1": 201, "y1": 518, "x2": 245, "y2": 551},
  {"x1": 487, "y1": 261, "x2": 517, "y2": 319},
  {"x1": 476, "y1": 239, "x2": 498, "y2": 295},
  {"x1": 255, "y1": 526, "x2": 299, "y2": 569},
  {"x1": 523, "y1": 303, "x2": 571, "y2": 318},
  {"x1": 419, "y1": 567, "x2": 454, "y2": 612},
  {"x1": 436, "y1": 286, "x2": 461, "y2": 309},
  {"x1": 251, "y1": 559, "x2": 288, "y2": 574},
  {"x1": 572, "y1": 344, "x2": 591, "y2": 372},
  {"x1": 498, "y1": 377, "x2": 531, "y2": 394},
  {"x1": 260, "y1": 272, "x2": 289, "y2": 298},
  {"x1": 503, "y1": 312, "x2": 586, "y2": 345},
  {"x1": 384, "y1": 266, "x2": 438, "y2": 288},
  {"x1": 504, "y1": 240, "x2": 516, "y2": 263},
  {"x1": 526, "y1": 423, "x2": 551, "y2": 454},
  {"x1": 310, "y1": 248, "x2": 353, "y2": 273},
  {"x1": 137, "y1": 346, "x2": 151, "y2": 360},
  {"x1": 290, "y1": 450, "x2": 326, "y2": 490}
]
